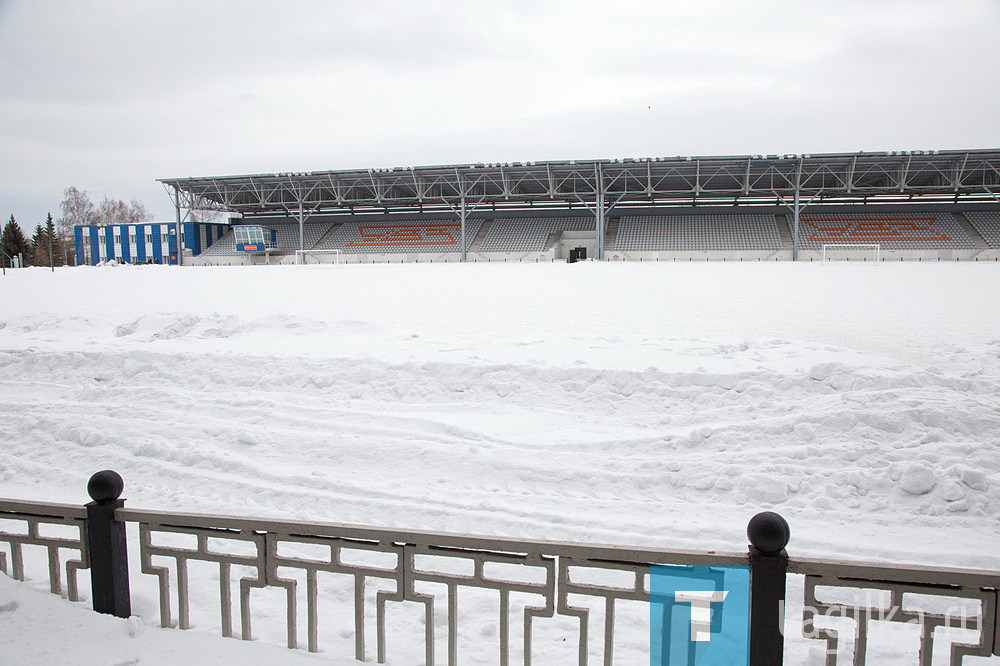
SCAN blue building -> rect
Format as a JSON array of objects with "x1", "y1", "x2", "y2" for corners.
[{"x1": 74, "y1": 222, "x2": 230, "y2": 266}]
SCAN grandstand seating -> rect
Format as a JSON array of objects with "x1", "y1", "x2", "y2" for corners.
[
  {"x1": 195, "y1": 210, "x2": 1000, "y2": 260},
  {"x1": 795, "y1": 213, "x2": 976, "y2": 249},
  {"x1": 270, "y1": 222, "x2": 334, "y2": 251},
  {"x1": 964, "y1": 211, "x2": 1000, "y2": 248},
  {"x1": 314, "y1": 218, "x2": 482, "y2": 253},
  {"x1": 198, "y1": 222, "x2": 333, "y2": 255},
  {"x1": 611, "y1": 214, "x2": 782, "y2": 251},
  {"x1": 199, "y1": 228, "x2": 237, "y2": 256},
  {"x1": 478, "y1": 217, "x2": 593, "y2": 252}
]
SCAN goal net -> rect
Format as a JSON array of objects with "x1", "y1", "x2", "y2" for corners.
[
  {"x1": 821, "y1": 244, "x2": 881, "y2": 263},
  {"x1": 294, "y1": 249, "x2": 343, "y2": 265}
]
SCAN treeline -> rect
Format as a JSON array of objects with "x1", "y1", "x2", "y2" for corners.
[
  {"x1": 1, "y1": 213, "x2": 60, "y2": 268},
  {"x1": 1, "y1": 187, "x2": 151, "y2": 268}
]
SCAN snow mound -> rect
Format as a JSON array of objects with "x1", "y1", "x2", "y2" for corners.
[
  {"x1": 0, "y1": 574, "x2": 335, "y2": 665},
  {"x1": 899, "y1": 462, "x2": 936, "y2": 495}
]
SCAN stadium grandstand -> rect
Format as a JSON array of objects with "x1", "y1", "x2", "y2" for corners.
[{"x1": 156, "y1": 149, "x2": 1000, "y2": 265}]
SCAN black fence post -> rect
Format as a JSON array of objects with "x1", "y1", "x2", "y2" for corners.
[
  {"x1": 86, "y1": 470, "x2": 131, "y2": 618},
  {"x1": 748, "y1": 511, "x2": 790, "y2": 666}
]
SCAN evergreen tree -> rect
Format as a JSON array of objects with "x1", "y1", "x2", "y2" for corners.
[
  {"x1": 31, "y1": 224, "x2": 46, "y2": 266},
  {"x1": 45, "y1": 213, "x2": 58, "y2": 267},
  {"x1": 1, "y1": 215, "x2": 30, "y2": 268}
]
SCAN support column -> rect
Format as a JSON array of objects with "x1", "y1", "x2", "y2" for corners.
[
  {"x1": 460, "y1": 195, "x2": 467, "y2": 262},
  {"x1": 595, "y1": 164, "x2": 605, "y2": 260},
  {"x1": 173, "y1": 188, "x2": 183, "y2": 266},
  {"x1": 297, "y1": 200, "x2": 305, "y2": 253},
  {"x1": 791, "y1": 163, "x2": 802, "y2": 262},
  {"x1": 792, "y1": 189, "x2": 800, "y2": 262}
]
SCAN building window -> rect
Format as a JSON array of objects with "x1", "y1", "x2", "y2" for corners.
[{"x1": 234, "y1": 226, "x2": 267, "y2": 244}]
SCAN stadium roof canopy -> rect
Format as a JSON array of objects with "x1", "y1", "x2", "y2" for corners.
[
  {"x1": 159, "y1": 148, "x2": 1000, "y2": 260},
  {"x1": 159, "y1": 149, "x2": 1000, "y2": 218}
]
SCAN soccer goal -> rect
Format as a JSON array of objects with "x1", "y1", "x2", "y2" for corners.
[
  {"x1": 821, "y1": 244, "x2": 881, "y2": 263},
  {"x1": 294, "y1": 249, "x2": 343, "y2": 265}
]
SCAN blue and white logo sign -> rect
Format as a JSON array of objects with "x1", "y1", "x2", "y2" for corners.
[{"x1": 650, "y1": 566, "x2": 750, "y2": 665}]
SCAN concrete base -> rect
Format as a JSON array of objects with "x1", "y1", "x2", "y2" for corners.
[
  {"x1": 190, "y1": 248, "x2": 1000, "y2": 266},
  {"x1": 605, "y1": 250, "x2": 792, "y2": 262},
  {"x1": 798, "y1": 249, "x2": 1000, "y2": 262}
]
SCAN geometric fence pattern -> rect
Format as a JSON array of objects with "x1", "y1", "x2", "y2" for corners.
[
  {"x1": 122, "y1": 507, "x2": 747, "y2": 665},
  {"x1": 790, "y1": 558, "x2": 999, "y2": 665},
  {"x1": 2, "y1": 493, "x2": 999, "y2": 665}
]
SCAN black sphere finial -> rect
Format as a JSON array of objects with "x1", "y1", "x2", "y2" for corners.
[
  {"x1": 88, "y1": 470, "x2": 124, "y2": 502},
  {"x1": 747, "y1": 511, "x2": 790, "y2": 554}
]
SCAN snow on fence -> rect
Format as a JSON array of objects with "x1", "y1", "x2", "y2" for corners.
[{"x1": 1, "y1": 471, "x2": 998, "y2": 665}]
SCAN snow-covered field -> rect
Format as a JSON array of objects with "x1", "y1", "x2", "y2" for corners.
[{"x1": 1, "y1": 261, "x2": 999, "y2": 664}]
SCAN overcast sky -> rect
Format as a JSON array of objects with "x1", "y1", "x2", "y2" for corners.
[{"x1": 1, "y1": 0, "x2": 999, "y2": 227}]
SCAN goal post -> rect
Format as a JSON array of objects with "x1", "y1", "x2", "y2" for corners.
[
  {"x1": 294, "y1": 249, "x2": 343, "y2": 265},
  {"x1": 821, "y1": 244, "x2": 881, "y2": 263}
]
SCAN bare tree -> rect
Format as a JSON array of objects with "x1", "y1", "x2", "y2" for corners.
[
  {"x1": 58, "y1": 187, "x2": 98, "y2": 266},
  {"x1": 58, "y1": 187, "x2": 97, "y2": 233},
  {"x1": 92, "y1": 198, "x2": 150, "y2": 226},
  {"x1": 126, "y1": 199, "x2": 152, "y2": 224},
  {"x1": 58, "y1": 189, "x2": 153, "y2": 265},
  {"x1": 95, "y1": 198, "x2": 129, "y2": 227}
]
